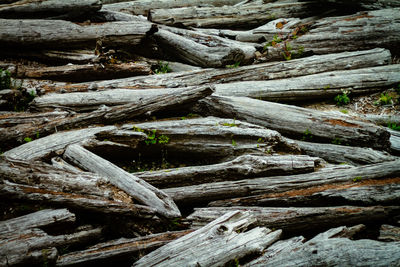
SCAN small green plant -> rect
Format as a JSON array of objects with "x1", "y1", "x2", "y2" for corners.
[
  {"x1": 340, "y1": 109, "x2": 348, "y2": 114},
  {"x1": 388, "y1": 122, "x2": 400, "y2": 131},
  {"x1": 377, "y1": 93, "x2": 392, "y2": 105},
  {"x1": 181, "y1": 113, "x2": 198, "y2": 120},
  {"x1": 332, "y1": 138, "x2": 343, "y2": 145},
  {"x1": 353, "y1": 176, "x2": 362, "y2": 182},
  {"x1": 334, "y1": 90, "x2": 350, "y2": 106},
  {"x1": 154, "y1": 61, "x2": 171, "y2": 74},
  {"x1": 226, "y1": 61, "x2": 240, "y2": 68},
  {"x1": 223, "y1": 119, "x2": 237, "y2": 127},
  {"x1": 145, "y1": 130, "x2": 157, "y2": 145},
  {"x1": 0, "y1": 68, "x2": 11, "y2": 89},
  {"x1": 302, "y1": 129, "x2": 313, "y2": 141},
  {"x1": 158, "y1": 135, "x2": 170, "y2": 144},
  {"x1": 232, "y1": 139, "x2": 237, "y2": 146},
  {"x1": 264, "y1": 34, "x2": 282, "y2": 50},
  {"x1": 24, "y1": 137, "x2": 33, "y2": 143},
  {"x1": 226, "y1": 258, "x2": 240, "y2": 267}
]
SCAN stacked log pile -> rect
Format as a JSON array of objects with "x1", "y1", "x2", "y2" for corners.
[{"x1": 0, "y1": 0, "x2": 399, "y2": 266}]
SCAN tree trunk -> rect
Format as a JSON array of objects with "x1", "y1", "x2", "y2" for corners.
[
  {"x1": 193, "y1": 95, "x2": 391, "y2": 150},
  {"x1": 133, "y1": 210, "x2": 282, "y2": 267}
]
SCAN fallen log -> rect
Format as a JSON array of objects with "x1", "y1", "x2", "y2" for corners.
[
  {"x1": 136, "y1": 154, "x2": 320, "y2": 188},
  {"x1": 379, "y1": 224, "x2": 400, "y2": 242},
  {"x1": 186, "y1": 206, "x2": 400, "y2": 233},
  {"x1": 214, "y1": 64, "x2": 400, "y2": 102},
  {"x1": 148, "y1": 1, "x2": 320, "y2": 29},
  {"x1": 306, "y1": 0, "x2": 400, "y2": 10},
  {"x1": 389, "y1": 128, "x2": 400, "y2": 154},
  {"x1": 193, "y1": 95, "x2": 391, "y2": 150},
  {"x1": 133, "y1": 210, "x2": 282, "y2": 267},
  {"x1": 0, "y1": 0, "x2": 102, "y2": 19},
  {"x1": 56, "y1": 230, "x2": 192, "y2": 267},
  {"x1": 163, "y1": 160, "x2": 400, "y2": 206},
  {"x1": 363, "y1": 114, "x2": 400, "y2": 126},
  {"x1": 0, "y1": 208, "x2": 75, "y2": 236},
  {"x1": 63, "y1": 144, "x2": 181, "y2": 218},
  {"x1": 0, "y1": 19, "x2": 155, "y2": 49}
]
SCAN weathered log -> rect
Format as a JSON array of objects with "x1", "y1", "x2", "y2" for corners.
[
  {"x1": 56, "y1": 230, "x2": 192, "y2": 267},
  {"x1": 363, "y1": 114, "x2": 400, "y2": 126},
  {"x1": 148, "y1": 1, "x2": 320, "y2": 29},
  {"x1": 0, "y1": 0, "x2": 102, "y2": 19},
  {"x1": 210, "y1": 177, "x2": 400, "y2": 207},
  {"x1": 164, "y1": 160, "x2": 400, "y2": 206},
  {"x1": 0, "y1": 208, "x2": 75, "y2": 236},
  {"x1": 306, "y1": 0, "x2": 400, "y2": 10},
  {"x1": 389, "y1": 128, "x2": 400, "y2": 154},
  {"x1": 0, "y1": 19, "x2": 155, "y2": 49},
  {"x1": 379, "y1": 224, "x2": 400, "y2": 242},
  {"x1": 186, "y1": 206, "x2": 400, "y2": 233},
  {"x1": 193, "y1": 95, "x2": 391, "y2": 150},
  {"x1": 63, "y1": 144, "x2": 181, "y2": 218},
  {"x1": 136, "y1": 154, "x2": 320, "y2": 188},
  {"x1": 214, "y1": 64, "x2": 400, "y2": 102},
  {"x1": 133, "y1": 210, "x2": 282, "y2": 267},
  {"x1": 16, "y1": 62, "x2": 151, "y2": 82},
  {"x1": 291, "y1": 139, "x2": 396, "y2": 165}
]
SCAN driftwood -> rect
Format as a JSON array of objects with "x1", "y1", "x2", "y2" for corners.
[
  {"x1": 193, "y1": 95, "x2": 391, "y2": 150},
  {"x1": 164, "y1": 160, "x2": 400, "y2": 206},
  {"x1": 0, "y1": 0, "x2": 102, "y2": 19},
  {"x1": 136, "y1": 154, "x2": 320, "y2": 188},
  {"x1": 0, "y1": 19, "x2": 155, "y2": 49},
  {"x1": 379, "y1": 224, "x2": 400, "y2": 242},
  {"x1": 186, "y1": 206, "x2": 400, "y2": 233},
  {"x1": 214, "y1": 64, "x2": 400, "y2": 102},
  {"x1": 148, "y1": 1, "x2": 320, "y2": 29},
  {"x1": 133, "y1": 210, "x2": 282, "y2": 267},
  {"x1": 56, "y1": 230, "x2": 192, "y2": 267},
  {"x1": 308, "y1": 0, "x2": 400, "y2": 10}
]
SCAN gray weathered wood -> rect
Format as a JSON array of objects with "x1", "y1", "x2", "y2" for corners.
[
  {"x1": 214, "y1": 64, "x2": 400, "y2": 102},
  {"x1": 64, "y1": 144, "x2": 181, "y2": 218},
  {"x1": 133, "y1": 210, "x2": 282, "y2": 267},
  {"x1": 193, "y1": 95, "x2": 391, "y2": 150},
  {"x1": 308, "y1": 0, "x2": 400, "y2": 10},
  {"x1": 389, "y1": 128, "x2": 400, "y2": 154},
  {"x1": 164, "y1": 159, "x2": 400, "y2": 206},
  {"x1": 379, "y1": 224, "x2": 400, "y2": 242},
  {"x1": 137, "y1": 154, "x2": 320, "y2": 188},
  {"x1": 0, "y1": 0, "x2": 102, "y2": 19},
  {"x1": 56, "y1": 230, "x2": 192, "y2": 267}
]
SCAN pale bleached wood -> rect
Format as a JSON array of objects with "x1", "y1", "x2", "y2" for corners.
[
  {"x1": 0, "y1": 208, "x2": 75, "y2": 235},
  {"x1": 137, "y1": 154, "x2": 320, "y2": 188},
  {"x1": 214, "y1": 64, "x2": 400, "y2": 102},
  {"x1": 389, "y1": 128, "x2": 400, "y2": 154},
  {"x1": 164, "y1": 160, "x2": 400, "y2": 206},
  {"x1": 193, "y1": 95, "x2": 391, "y2": 150},
  {"x1": 379, "y1": 224, "x2": 400, "y2": 242},
  {"x1": 363, "y1": 114, "x2": 400, "y2": 126},
  {"x1": 133, "y1": 210, "x2": 281, "y2": 267},
  {"x1": 63, "y1": 144, "x2": 181, "y2": 218},
  {"x1": 308, "y1": 0, "x2": 400, "y2": 10}
]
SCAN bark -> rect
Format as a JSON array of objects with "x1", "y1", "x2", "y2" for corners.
[
  {"x1": 186, "y1": 206, "x2": 400, "y2": 233},
  {"x1": 0, "y1": 19, "x2": 155, "y2": 49},
  {"x1": 63, "y1": 144, "x2": 181, "y2": 218},
  {"x1": 0, "y1": 208, "x2": 75, "y2": 235},
  {"x1": 0, "y1": 0, "x2": 102, "y2": 19},
  {"x1": 163, "y1": 160, "x2": 400, "y2": 206},
  {"x1": 148, "y1": 1, "x2": 320, "y2": 29},
  {"x1": 214, "y1": 64, "x2": 400, "y2": 102},
  {"x1": 56, "y1": 230, "x2": 192, "y2": 267},
  {"x1": 193, "y1": 95, "x2": 391, "y2": 150},
  {"x1": 136, "y1": 154, "x2": 321, "y2": 188},
  {"x1": 379, "y1": 224, "x2": 400, "y2": 242},
  {"x1": 133, "y1": 210, "x2": 282, "y2": 267}
]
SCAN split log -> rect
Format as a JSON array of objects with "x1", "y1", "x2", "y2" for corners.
[
  {"x1": 379, "y1": 224, "x2": 400, "y2": 242},
  {"x1": 214, "y1": 64, "x2": 400, "y2": 102},
  {"x1": 133, "y1": 210, "x2": 282, "y2": 267},
  {"x1": 163, "y1": 159, "x2": 400, "y2": 206},
  {"x1": 193, "y1": 95, "x2": 391, "y2": 150},
  {"x1": 0, "y1": 208, "x2": 75, "y2": 235},
  {"x1": 16, "y1": 62, "x2": 151, "y2": 82},
  {"x1": 0, "y1": 0, "x2": 102, "y2": 19},
  {"x1": 186, "y1": 206, "x2": 400, "y2": 233},
  {"x1": 292, "y1": 139, "x2": 396, "y2": 165},
  {"x1": 148, "y1": 1, "x2": 320, "y2": 29},
  {"x1": 210, "y1": 177, "x2": 400, "y2": 207},
  {"x1": 0, "y1": 19, "x2": 155, "y2": 49},
  {"x1": 56, "y1": 230, "x2": 192, "y2": 267},
  {"x1": 63, "y1": 144, "x2": 181, "y2": 218},
  {"x1": 136, "y1": 154, "x2": 321, "y2": 188}
]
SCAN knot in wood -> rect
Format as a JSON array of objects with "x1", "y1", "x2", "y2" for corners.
[{"x1": 216, "y1": 224, "x2": 229, "y2": 235}]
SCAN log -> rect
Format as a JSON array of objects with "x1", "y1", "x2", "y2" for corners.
[
  {"x1": 389, "y1": 128, "x2": 400, "y2": 154},
  {"x1": 148, "y1": 1, "x2": 320, "y2": 29},
  {"x1": 186, "y1": 206, "x2": 400, "y2": 233},
  {"x1": 0, "y1": 208, "x2": 75, "y2": 235},
  {"x1": 133, "y1": 210, "x2": 282, "y2": 267},
  {"x1": 56, "y1": 230, "x2": 192, "y2": 267},
  {"x1": 0, "y1": 19, "x2": 155, "y2": 49},
  {"x1": 0, "y1": 0, "x2": 102, "y2": 19},
  {"x1": 163, "y1": 159, "x2": 400, "y2": 206},
  {"x1": 379, "y1": 224, "x2": 400, "y2": 242},
  {"x1": 306, "y1": 0, "x2": 400, "y2": 10},
  {"x1": 363, "y1": 114, "x2": 400, "y2": 126},
  {"x1": 214, "y1": 64, "x2": 400, "y2": 102},
  {"x1": 209, "y1": 177, "x2": 400, "y2": 207},
  {"x1": 136, "y1": 154, "x2": 321, "y2": 188},
  {"x1": 193, "y1": 95, "x2": 391, "y2": 150},
  {"x1": 63, "y1": 144, "x2": 181, "y2": 218}
]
